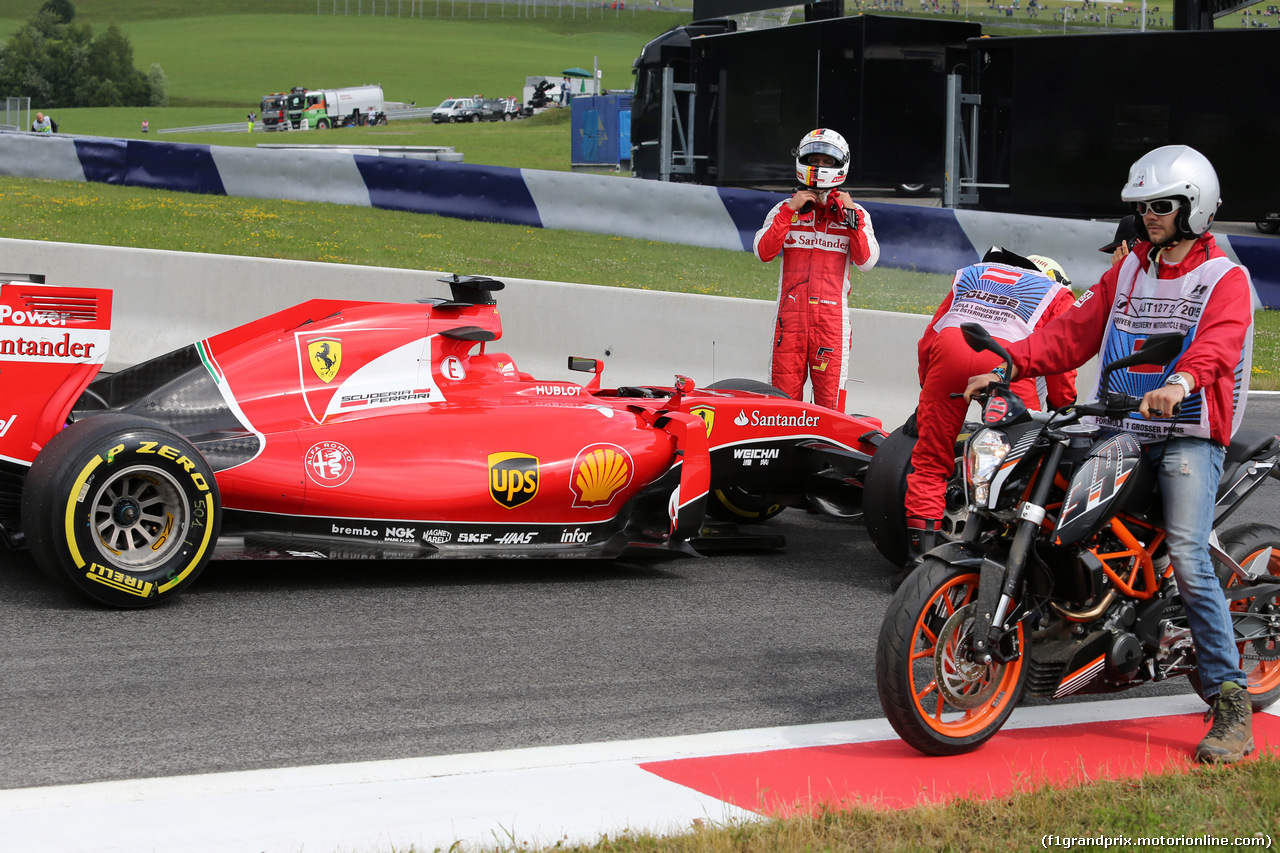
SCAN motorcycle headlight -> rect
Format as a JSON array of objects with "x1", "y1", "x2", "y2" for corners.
[{"x1": 966, "y1": 428, "x2": 1011, "y2": 506}]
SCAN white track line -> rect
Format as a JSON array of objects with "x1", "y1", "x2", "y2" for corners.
[{"x1": 0, "y1": 695, "x2": 1255, "y2": 853}]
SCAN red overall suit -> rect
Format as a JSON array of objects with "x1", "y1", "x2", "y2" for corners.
[
  {"x1": 753, "y1": 196, "x2": 879, "y2": 410},
  {"x1": 905, "y1": 262, "x2": 1078, "y2": 522}
]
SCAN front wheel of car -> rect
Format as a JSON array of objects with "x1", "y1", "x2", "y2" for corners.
[
  {"x1": 702, "y1": 378, "x2": 791, "y2": 523},
  {"x1": 21, "y1": 414, "x2": 221, "y2": 608}
]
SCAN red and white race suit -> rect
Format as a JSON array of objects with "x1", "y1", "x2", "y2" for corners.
[
  {"x1": 754, "y1": 197, "x2": 879, "y2": 410},
  {"x1": 905, "y1": 262, "x2": 1077, "y2": 521}
]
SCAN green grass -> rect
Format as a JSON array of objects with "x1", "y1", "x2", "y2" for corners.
[
  {"x1": 0, "y1": 174, "x2": 950, "y2": 307},
  {"x1": 3, "y1": 7, "x2": 688, "y2": 112}
]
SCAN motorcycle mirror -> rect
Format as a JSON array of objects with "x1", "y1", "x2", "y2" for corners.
[
  {"x1": 1098, "y1": 331, "x2": 1185, "y2": 395},
  {"x1": 960, "y1": 322, "x2": 1013, "y2": 366}
]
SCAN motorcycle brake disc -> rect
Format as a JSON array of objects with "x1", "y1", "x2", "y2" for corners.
[
  {"x1": 1246, "y1": 596, "x2": 1280, "y2": 662},
  {"x1": 934, "y1": 602, "x2": 1009, "y2": 710}
]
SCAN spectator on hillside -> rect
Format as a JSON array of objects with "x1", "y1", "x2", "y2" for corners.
[{"x1": 31, "y1": 112, "x2": 52, "y2": 133}]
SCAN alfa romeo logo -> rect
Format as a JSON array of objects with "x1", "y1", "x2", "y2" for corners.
[{"x1": 305, "y1": 441, "x2": 355, "y2": 487}]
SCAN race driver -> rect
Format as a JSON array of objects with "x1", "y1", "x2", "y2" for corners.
[
  {"x1": 897, "y1": 249, "x2": 1077, "y2": 583},
  {"x1": 753, "y1": 128, "x2": 879, "y2": 410}
]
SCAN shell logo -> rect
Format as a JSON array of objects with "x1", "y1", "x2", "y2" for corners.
[{"x1": 570, "y1": 444, "x2": 633, "y2": 508}]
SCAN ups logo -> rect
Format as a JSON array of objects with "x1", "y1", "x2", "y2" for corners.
[{"x1": 489, "y1": 452, "x2": 539, "y2": 509}]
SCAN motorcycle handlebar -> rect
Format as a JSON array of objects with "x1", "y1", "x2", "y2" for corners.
[{"x1": 1073, "y1": 393, "x2": 1180, "y2": 420}]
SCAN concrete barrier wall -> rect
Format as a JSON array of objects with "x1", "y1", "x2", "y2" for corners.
[
  {"x1": 1, "y1": 238, "x2": 942, "y2": 427},
  {"x1": 2, "y1": 130, "x2": 1277, "y2": 308}
]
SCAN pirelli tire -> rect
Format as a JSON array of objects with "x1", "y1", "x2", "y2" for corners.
[
  {"x1": 862, "y1": 424, "x2": 917, "y2": 569},
  {"x1": 21, "y1": 414, "x2": 221, "y2": 608}
]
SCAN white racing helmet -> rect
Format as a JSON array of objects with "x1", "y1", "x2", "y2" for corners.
[
  {"x1": 794, "y1": 128, "x2": 850, "y2": 190},
  {"x1": 1120, "y1": 145, "x2": 1221, "y2": 240},
  {"x1": 1027, "y1": 255, "x2": 1071, "y2": 287}
]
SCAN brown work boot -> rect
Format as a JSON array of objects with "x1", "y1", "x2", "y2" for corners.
[{"x1": 1194, "y1": 681, "x2": 1254, "y2": 764}]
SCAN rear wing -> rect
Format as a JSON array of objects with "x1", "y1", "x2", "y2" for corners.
[{"x1": 0, "y1": 280, "x2": 112, "y2": 466}]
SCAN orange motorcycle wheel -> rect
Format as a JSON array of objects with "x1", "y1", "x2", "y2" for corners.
[
  {"x1": 1191, "y1": 522, "x2": 1280, "y2": 711},
  {"x1": 875, "y1": 559, "x2": 1027, "y2": 755}
]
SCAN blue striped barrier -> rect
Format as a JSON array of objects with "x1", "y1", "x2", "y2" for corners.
[{"x1": 2, "y1": 130, "x2": 1276, "y2": 307}]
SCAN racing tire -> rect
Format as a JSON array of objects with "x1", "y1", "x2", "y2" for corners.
[
  {"x1": 704, "y1": 378, "x2": 789, "y2": 399},
  {"x1": 21, "y1": 414, "x2": 221, "y2": 608},
  {"x1": 1257, "y1": 220, "x2": 1280, "y2": 235},
  {"x1": 706, "y1": 487, "x2": 786, "y2": 524},
  {"x1": 703, "y1": 378, "x2": 790, "y2": 523},
  {"x1": 876, "y1": 559, "x2": 1028, "y2": 755},
  {"x1": 862, "y1": 425, "x2": 917, "y2": 568},
  {"x1": 894, "y1": 183, "x2": 930, "y2": 197},
  {"x1": 1188, "y1": 522, "x2": 1280, "y2": 711},
  {"x1": 863, "y1": 424, "x2": 971, "y2": 570}
]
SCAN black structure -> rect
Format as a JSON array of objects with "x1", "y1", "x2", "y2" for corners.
[
  {"x1": 631, "y1": 15, "x2": 978, "y2": 190},
  {"x1": 630, "y1": 17, "x2": 737, "y2": 183},
  {"x1": 967, "y1": 29, "x2": 1280, "y2": 222}
]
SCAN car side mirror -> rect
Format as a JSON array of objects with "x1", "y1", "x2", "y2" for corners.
[{"x1": 567, "y1": 356, "x2": 602, "y2": 375}]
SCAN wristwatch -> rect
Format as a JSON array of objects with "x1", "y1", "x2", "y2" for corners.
[{"x1": 1165, "y1": 372, "x2": 1193, "y2": 397}]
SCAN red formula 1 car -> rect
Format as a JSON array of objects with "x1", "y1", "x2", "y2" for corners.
[{"x1": 0, "y1": 274, "x2": 886, "y2": 607}]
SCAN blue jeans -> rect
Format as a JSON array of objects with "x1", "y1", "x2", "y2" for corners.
[{"x1": 1152, "y1": 438, "x2": 1247, "y2": 694}]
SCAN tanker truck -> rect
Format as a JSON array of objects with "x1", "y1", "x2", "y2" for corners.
[{"x1": 284, "y1": 84, "x2": 386, "y2": 129}]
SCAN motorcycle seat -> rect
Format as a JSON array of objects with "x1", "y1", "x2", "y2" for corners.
[{"x1": 1219, "y1": 429, "x2": 1279, "y2": 494}]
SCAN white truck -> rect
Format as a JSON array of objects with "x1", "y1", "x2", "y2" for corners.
[{"x1": 285, "y1": 84, "x2": 386, "y2": 130}]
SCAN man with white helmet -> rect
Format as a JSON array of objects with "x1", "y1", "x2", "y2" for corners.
[
  {"x1": 897, "y1": 247, "x2": 1078, "y2": 584},
  {"x1": 753, "y1": 128, "x2": 879, "y2": 410},
  {"x1": 966, "y1": 145, "x2": 1257, "y2": 764}
]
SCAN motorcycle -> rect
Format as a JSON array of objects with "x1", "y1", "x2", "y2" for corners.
[{"x1": 875, "y1": 322, "x2": 1280, "y2": 756}]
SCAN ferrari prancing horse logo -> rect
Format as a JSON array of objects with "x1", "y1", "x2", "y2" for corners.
[
  {"x1": 308, "y1": 339, "x2": 342, "y2": 383},
  {"x1": 691, "y1": 406, "x2": 715, "y2": 438}
]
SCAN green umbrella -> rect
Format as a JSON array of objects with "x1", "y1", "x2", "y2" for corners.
[{"x1": 562, "y1": 68, "x2": 593, "y2": 78}]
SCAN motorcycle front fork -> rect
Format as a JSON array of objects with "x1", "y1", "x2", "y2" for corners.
[{"x1": 968, "y1": 440, "x2": 1068, "y2": 665}]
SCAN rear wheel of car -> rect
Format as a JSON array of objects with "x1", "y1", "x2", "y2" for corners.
[
  {"x1": 862, "y1": 425, "x2": 917, "y2": 568},
  {"x1": 21, "y1": 414, "x2": 221, "y2": 608},
  {"x1": 703, "y1": 379, "x2": 791, "y2": 523},
  {"x1": 863, "y1": 423, "x2": 969, "y2": 569},
  {"x1": 704, "y1": 378, "x2": 789, "y2": 399}
]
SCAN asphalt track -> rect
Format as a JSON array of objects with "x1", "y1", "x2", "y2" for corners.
[{"x1": 0, "y1": 396, "x2": 1276, "y2": 851}]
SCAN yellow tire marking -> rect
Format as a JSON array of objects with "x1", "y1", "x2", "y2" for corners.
[
  {"x1": 157, "y1": 492, "x2": 216, "y2": 593},
  {"x1": 65, "y1": 455, "x2": 105, "y2": 569}
]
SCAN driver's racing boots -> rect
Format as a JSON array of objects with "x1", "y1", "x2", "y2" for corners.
[
  {"x1": 889, "y1": 517, "x2": 940, "y2": 591},
  {"x1": 1195, "y1": 681, "x2": 1254, "y2": 763}
]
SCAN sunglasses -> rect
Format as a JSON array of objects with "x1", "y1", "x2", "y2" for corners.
[{"x1": 1132, "y1": 198, "x2": 1182, "y2": 216}]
